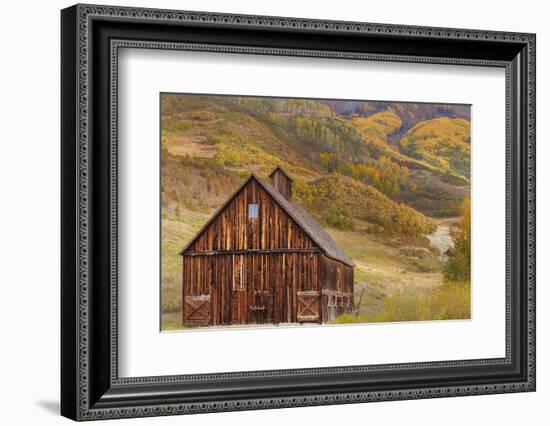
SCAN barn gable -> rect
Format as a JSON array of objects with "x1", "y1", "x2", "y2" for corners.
[
  {"x1": 180, "y1": 175, "x2": 316, "y2": 253},
  {"x1": 180, "y1": 171, "x2": 354, "y2": 267}
]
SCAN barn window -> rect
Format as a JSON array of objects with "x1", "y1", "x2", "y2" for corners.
[{"x1": 248, "y1": 203, "x2": 259, "y2": 218}]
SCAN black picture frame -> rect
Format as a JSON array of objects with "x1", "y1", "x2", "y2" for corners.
[{"x1": 61, "y1": 4, "x2": 536, "y2": 421}]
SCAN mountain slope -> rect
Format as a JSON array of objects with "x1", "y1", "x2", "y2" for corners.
[
  {"x1": 162, "y1": 97, "x2": 320, "y2": 180},
  {"x1": 323, "y1": 100, "x2": 470, "y2": 131},
  {"x1": 296, "y1": 174, "x2": 437, "y2": 239},
  {"x1": 161, "y1": 94, "x2": 470, "y2": 217},
  {"x1": 400, "y1": 117, "x2": 471, "y2": 179}
]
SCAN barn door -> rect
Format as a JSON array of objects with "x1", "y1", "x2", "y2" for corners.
[
  {"x1": 183, "y1": 295, "x2": 210, "y2": 327},
  {"x1": 297, "y1": 291, "x2": 320, "y2": 323},
  {"x1": 249, "y1": 291, "x2": 274, "y2": 324}
]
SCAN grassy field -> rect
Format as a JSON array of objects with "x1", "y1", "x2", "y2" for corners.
[
  {"x1": 327, "y1": 219, "x2": 469, "y2": 324},
  {"x1": 161, "y1": 207, "x2": 210, "y2": 330}
]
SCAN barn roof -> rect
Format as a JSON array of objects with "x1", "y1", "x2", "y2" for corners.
[
  {"x1": 180, "y1": 173, "x2": 355, "y2": 267},
  {"x1": 257, "y1": 177, "x2": 354, "y2": 267}
]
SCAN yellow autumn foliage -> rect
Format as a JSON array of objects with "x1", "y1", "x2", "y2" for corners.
[
  {"x1": 401, "y1": 117, "x2": 471, "y2": 178},
  {"x1": 350, "y1": 110, "x2": 402, "y2": 149}
]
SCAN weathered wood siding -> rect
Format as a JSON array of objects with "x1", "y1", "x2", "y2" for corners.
[
  {"x1": 183, "y1": 252, "x2": 320, "y2": 326},
  {"x1": 319, "y1": 255, "x2": 354, "y2": 322},
  {"x1": 186, "y1": 179, "x2": 312, "y2": 252}
]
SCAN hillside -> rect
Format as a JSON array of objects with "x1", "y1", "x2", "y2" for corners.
[
  {"x1": 323, "y1": 100, "x2": 470, "y2": 132},
  {"x1": 296, "y1": 174, "x2": 436, "y2": 240},
  {"x1": 161, "y1": 94, "x2": 439, "y2": 240},
  {"x1": 161, "y1": 95, "x2": 470, "y2": 217},
  {"x1": 400, "y1": 117, "x2": 471, "y2": 179}
]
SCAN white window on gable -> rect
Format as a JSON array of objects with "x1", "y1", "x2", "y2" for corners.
[{"x1": 248, "y1": 203, "x2": 259, "y2": 219}]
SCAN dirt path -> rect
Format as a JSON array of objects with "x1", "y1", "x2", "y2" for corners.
[{"x1": 428, "y1": 217, "x2": 458, "y2": 254}]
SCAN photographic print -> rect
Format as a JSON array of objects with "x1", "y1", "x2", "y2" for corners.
[{"x1": 161, "y1": 94, "x2": 471, "y2": 330}]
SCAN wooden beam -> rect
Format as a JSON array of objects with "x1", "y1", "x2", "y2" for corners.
[{"x1": 182, "y1": 248, "x2": 322, "y2": 256}]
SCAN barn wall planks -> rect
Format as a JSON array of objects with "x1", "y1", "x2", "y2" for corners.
[
  {"x1": 187, "y1": 179, "x2": 313, "y2": 252},
  {"x1": 183, "y1": 252, "x2": 322, "y2": 326},
  {"x1": 319, "y1": 255, "x2": 354, "y2": 322}
]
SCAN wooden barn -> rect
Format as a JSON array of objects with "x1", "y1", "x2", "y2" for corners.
[{"x1": 180, "y1": 167, "x2": 355, "y2": 327}]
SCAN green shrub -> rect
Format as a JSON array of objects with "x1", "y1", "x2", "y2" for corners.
[
  {"x1": 444, "y1": 197, "x2": 471, "y2": 282},
  {"x1": 324, "y1": 205, "x2": 355, "y2": 231}
]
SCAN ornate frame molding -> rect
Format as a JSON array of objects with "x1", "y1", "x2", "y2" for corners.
[{"x1": 61, "y1": 4, "x2": 536, "y2": 421}]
